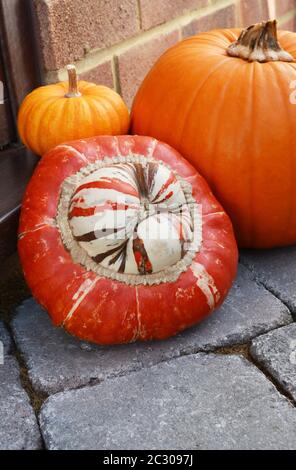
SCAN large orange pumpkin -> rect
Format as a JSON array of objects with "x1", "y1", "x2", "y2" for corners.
[
  {"x1": 18, "y1": 135, "x2": 238, "y2": 345},
  {"x1": 131, "y1": 20, "x2": 296, "y2": 248},
  {"x1": 18, "y1": 65, "x2": 129, "y2": 156}
]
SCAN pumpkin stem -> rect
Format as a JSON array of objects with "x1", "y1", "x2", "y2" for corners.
[
  {"x1": 65, "y1": 64, "x2": 82, "y2": 97},
  {"x1": 227, "y1": 20, "x2": 294, "y2": 63}
]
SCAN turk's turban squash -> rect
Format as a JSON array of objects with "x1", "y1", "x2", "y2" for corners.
[
  {"x1": 18, "y1": 65, "x2": 129, "y2": 156},
  {"x1": 131, "y1": 20, "x2": 296, "y2": 249},
  {"x1": 18, "y1": 135, "x2": 237, "y2": 345}
]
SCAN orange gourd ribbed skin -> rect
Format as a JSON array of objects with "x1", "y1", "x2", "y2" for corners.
[
  {"x1": 131, "y1": 28, "x2": 296, "y2": 248},
  {"x1": 18, "y1": 81, "x2": 130, "y2": 156}
]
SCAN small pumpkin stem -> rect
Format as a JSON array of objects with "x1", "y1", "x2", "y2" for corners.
[
  {"x1": 65, "y1": 64, "x2": 81, "y2": 97},
  {"x1": 227, "y1": 20, "x2": 294, "y2": 63}
]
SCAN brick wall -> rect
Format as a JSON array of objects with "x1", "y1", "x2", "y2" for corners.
[{"x1": 33, "y1": 0, "x2": 296, "y2": 107}]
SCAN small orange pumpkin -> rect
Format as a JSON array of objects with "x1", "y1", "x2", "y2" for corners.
[{"x1": 18, "y1": 65, "x2": 130, "y2": 156}]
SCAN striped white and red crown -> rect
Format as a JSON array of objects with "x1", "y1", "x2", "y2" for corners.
[{"x1": 67, "y1": 160, "x2": 197, "y2": 276}]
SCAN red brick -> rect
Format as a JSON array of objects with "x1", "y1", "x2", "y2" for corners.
[
  {"x1": 240, "y1": 0, "x2": 270, "y2": 27},
  {"x1": 276, "y1": 0, "x2": 296, "y2": 17},
  {"x1": 280, "y1": 16, "x2": 296, "y2": 31},
  {"x1": 79, "y1": 60, "x2": 114, "y2": 89},
  {"x1": 117, "y1": 30, "x2": 179, "y2": 108},
  {"x1": 34, "y1": 0, "x2": 139, "y2": 71},
  {"x1": 139, "y1": 0, "x2": 208, "y2": 30},
  {"x1": 182, "y1": 5, "x2": 236, "y2": 37}
]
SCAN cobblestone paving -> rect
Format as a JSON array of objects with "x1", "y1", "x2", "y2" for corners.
[
  {"x1": 241, "y1": 247, "x2": 296, "y2": 316},
  {"x1": 250, "y1": 323, "x2": 296, "y2": 401},
  {"x1": 0, "y1": 323, "x2": 41, "y2": 449},
  {"x1": 1, "y1": 253, "x2": 296, "y2": 450}
]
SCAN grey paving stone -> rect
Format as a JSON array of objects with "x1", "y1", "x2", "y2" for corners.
[
  {"x1": 0, "y1": 321, "x2": 41, "y2": 450},
  {"x1": 12, "y1": 265, "x2": 292, "y2": 395},
  {"x1": 39, "y1": 354, "x2": 296, "y2": 450},
  {"x1": 0, "y1": 321, "x2": 11, "y2": 355},
  {"x1": 241, "y1": 247, "x2": 296, "y2": 315},
  {"x1": 250, "y1": 323, "x2": 296, "y2": 401}
]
